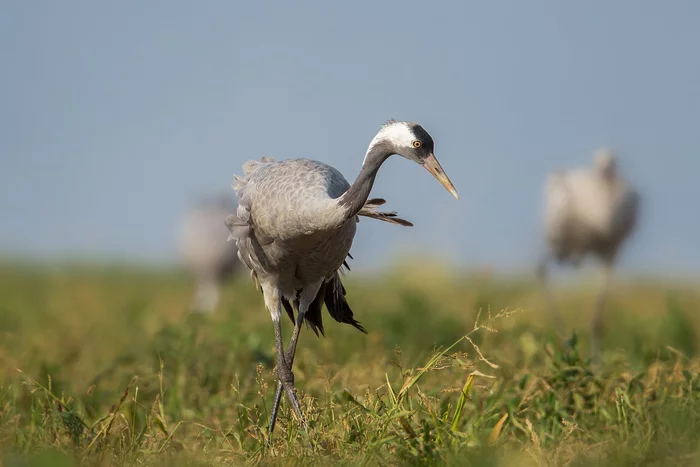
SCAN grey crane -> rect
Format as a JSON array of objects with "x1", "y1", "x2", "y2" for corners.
[
  {"x1": 537, "y1": 148, "x2": 640, "y2": 364},
  {"x1": 225, "y1": 119, "x2": 458, "y2": 439},
  {"x1": 178, "y1": 194, "x2": 242, "y2": 313}
]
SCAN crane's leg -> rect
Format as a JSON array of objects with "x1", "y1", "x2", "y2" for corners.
[
  {"x1": 537, "y1": 255, "x2": 568, "y2": 350},
  {"x1": 268, "y1": 385, "x2": 284, "y2": 444},
  {"x1": 591, "y1": 260, "x2": 614, "y2": 365},
  {"x1": 262, "y1": 284, "x2": 305, "y2": 442},
  {"x1": 268, "y1": 310, "x2": 305, "y2": 442},
  {"x1": 193, "y1": 276, "x2": 219, "y2": 313},
  {"x1": 267, "y1": 282, "x2": 322, "y2": 444},
  {"x1": 272, "y1": 317, "x2": 305, "y2": 421}
]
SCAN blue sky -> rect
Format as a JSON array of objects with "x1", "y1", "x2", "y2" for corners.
[{"x1": 1, "y1": 1, "x2": 698, "y2": 276}]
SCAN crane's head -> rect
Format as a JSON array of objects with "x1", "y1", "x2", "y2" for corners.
[
  {"x1": 593, "y1": 147, "x2": 618, "y2": 179},
  {"x1": 364, "y1": 120, "x2": 459, "y2": 199}
]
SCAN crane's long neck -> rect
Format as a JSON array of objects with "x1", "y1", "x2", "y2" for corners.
[{"x1": 337, "y1": 142, "x2": 393, "y2": 220}]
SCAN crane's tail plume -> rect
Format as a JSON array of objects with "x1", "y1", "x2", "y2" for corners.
[
  {"x1": 226, "y1": 156, "x2": 279, "y2": 279},
  {"x1": 323, "y1": 272, "x2": 367, "y2": 334},
  {"x1": 358, "y1": 198, "x2": 413, "y2": 227},
  {"x1": 241, "y1": 156, "x2": 276, "y2": 177},
  {"x1": 284, "y1": 270, "x2": 367, "y2": 337}
]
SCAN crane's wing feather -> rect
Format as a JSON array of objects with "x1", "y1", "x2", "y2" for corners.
[
  {"x1": 358, "y1": 197, "x2": 413, "y2": 227},
  {"x1": 224, "y1": 157, "x2": 280, "y2": 278}
]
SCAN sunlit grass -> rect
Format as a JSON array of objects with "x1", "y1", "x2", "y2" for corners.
[{"x1": 0, "y1": 261, "x2": 699, "y2": 465}]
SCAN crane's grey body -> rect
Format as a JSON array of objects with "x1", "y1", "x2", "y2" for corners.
[
  {"x1": 225, "y1": 120, "x2": 458, "y2": 443},
  {"x1": 178, "y1": 195, "x2": 242, "y2": 313},
  {"x1": 538, "y1": 148, "x2": 640, "y2": 363},
  {"x1": 230, "y1": 158, "x2": 356, "y2": 301}
]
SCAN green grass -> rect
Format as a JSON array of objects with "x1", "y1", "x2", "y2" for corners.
[{"x1": 1, "y1": 260, "x2": 700, "y2": 466}]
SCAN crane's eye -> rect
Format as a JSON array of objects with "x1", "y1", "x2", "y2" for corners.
[{"x1": 413, "y1": 141, "x2": 422, "y2": 148}]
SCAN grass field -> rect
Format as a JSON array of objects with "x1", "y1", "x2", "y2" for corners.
[{"x1": 1, "y1": 260, "x2": 700, "y2": 466}]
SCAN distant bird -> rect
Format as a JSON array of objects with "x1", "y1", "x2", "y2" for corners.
[
  {"x1": 225, "y1": 119, "x2": 458, "y2": 441},
  {"x1": 178, "y1": 194, "x2": 242, "y2": 313},
  {"x1": 537, "y1": 148, "x2": 640, "y2": 364}
]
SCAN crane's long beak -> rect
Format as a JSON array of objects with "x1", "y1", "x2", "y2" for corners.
[{"x1": 422, "y1": 153, "x2": 459, "y2": 199}]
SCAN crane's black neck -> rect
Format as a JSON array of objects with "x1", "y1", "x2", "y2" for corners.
[{"x1": 338, "y1": 141, "x2": 394, "y2": 219}]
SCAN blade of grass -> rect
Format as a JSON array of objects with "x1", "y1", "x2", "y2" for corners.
[
  {"x1": 450, "y1": 374, "x2": 474, "y2": 432},
  {"x1": 397, "y1": 335, "x2": 467, "y2": 402},
  {"x1": 385, "y1": 373, "x2": 397, "y2": 407},
  {"x1": 487, "y1": 413, "x2": 509, "y2": 445}
]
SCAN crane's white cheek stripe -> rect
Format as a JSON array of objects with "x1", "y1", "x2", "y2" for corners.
[{"x1": 362, "y1": 122, "x2": 415, "y2": 165}]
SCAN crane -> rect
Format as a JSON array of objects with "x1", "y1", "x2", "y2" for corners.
[
  {"x1": 537, "y1": 148, "x2": 640, "y2": 364},
  {"x1": 224, "y1": 119, "x2": 458, "y2": 440},
  {"x1": 178, "y1": 194, "x2": 242, "y2": 313}
]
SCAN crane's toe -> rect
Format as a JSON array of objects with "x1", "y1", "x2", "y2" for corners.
[
  {"x1": 283, "y1": 384, "x2": 307, "y2": 430},
  {"x1": 277, "y1": 367, "x2": 307, "y2": 428}
]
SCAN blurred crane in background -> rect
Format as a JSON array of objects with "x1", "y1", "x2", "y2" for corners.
[
  {"x1": 537, "y1": 148, "x2": 640, "y2": 364},
  {"x1": 178, "y1": 194, "x2": 242, "y2": 313}
]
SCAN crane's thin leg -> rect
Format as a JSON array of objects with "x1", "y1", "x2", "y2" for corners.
[
  {"x1": 268, "y1": 311, "x2": 306, "y2": 443},
  {"x1": 193, "y1": 277, "x2": 219, "y2": 313},
  {"x1": 268, "y1": 386, "x2": 283, "y2": 444},
  {"x1": 272, "y1": 316, "x2": 305, "y2": 422},
  {"x1": 267, "y1": 282, "x2": 321, "y2": 445},
  {"x1": 591, "y1": 261, "x2": 614, "y2": 366},
  {"x1": 537, "y1": 255, "x2": 568, "y2": 350},
  {"x1": 261, "y1": 285, "x2": 306, "y2": 449}
]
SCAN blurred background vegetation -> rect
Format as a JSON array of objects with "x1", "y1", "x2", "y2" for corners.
[{"x1": 1, "y1": 260, "x2": 699, "y2": 465}]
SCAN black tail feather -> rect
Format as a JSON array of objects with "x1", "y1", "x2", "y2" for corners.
[
  {"x1": 281, "y1": 298, "x2": 295, "y2": 324},
  {"x1": 277, "y1": 253, "x2": 366, "y2": 336},
  {"x1": 323, "y1": 273, "x2": 367, "y2": 334},
  {"x1": 303, "y1": 282, "x2": 327, "y2": 337}
]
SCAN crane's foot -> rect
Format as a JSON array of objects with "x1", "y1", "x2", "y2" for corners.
[
  {"x1": 266, "y1": 359, "x2": 307, "y2": 447},
  {"x1": 277, "y1": 362, "x2": 306, "y2": 428},
  {"x1": 267, "y1": 348, "x2": 297, "y2": 439},
  {"x1": 282, "y1": 381, "x2": 307, "y2": 429},
  {"x1": 266, "y1": 382, "x2": 284, "y2": 448}
]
